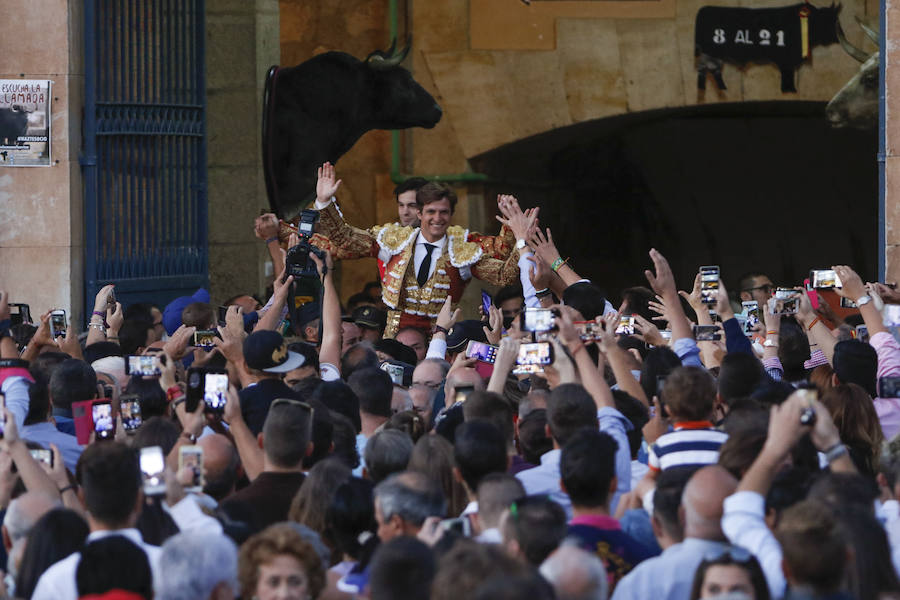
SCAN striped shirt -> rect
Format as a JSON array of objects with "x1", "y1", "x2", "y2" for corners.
[{"x1": 648, "y1": 422, "x2": 728, "y2": 472}]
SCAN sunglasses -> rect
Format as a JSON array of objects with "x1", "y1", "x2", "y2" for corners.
[{"x1": 703, "y1": 545, "x2": 753, "y2": 563}]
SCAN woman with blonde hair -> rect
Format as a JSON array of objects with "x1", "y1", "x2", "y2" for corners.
[{"x1": 239, "y1": 523, "x2": 327, "y2": 600}]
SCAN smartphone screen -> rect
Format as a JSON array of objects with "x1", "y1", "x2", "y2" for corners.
[
  {"x1": 810, "y1": 269, "x2": 842, "y2": 289},
  {"x1": 693, "y1": 324, "x2": 721, "y2": 341},
  {"x1": 217, "y1": 306, "x2": 228, "y2": 326},
  {"x1": 179, "y1": 446, "x2": 205, "y2": 493},
  {"x1": 50, "y1": 310, "x2": 66, "y2": 338},
  {"x1": 8, "y1": 304, "x2": 30, "y2": 326},
  {"x1": 513, "y1": 342, "x2": 553, "y2": 374},
  {"x1": 120, "y1": 395, "x2": 143, "y2": 432},
  {"x1": 126, "y1": 355, "x2": 161, "y2": 377},
  {"x1": 92, "y1": 401, "x2": 114, "y2": 440},
  {"x1": 773, "y1": 288, "x2": 799, "y2": 315},
  {"x1": 203, "y1": 372, "x2": 229, "y2": 413},
  {"x1": 193, "y1": 330, "x2": 219, "y2": 349},
  {"x1": 29, "y1": 448, "x2": 53, "y2": 468},
  {"x1": 574, "y1": 321, "x2": 601, "y2": 341},
  {"x1": 522, "y1": 308, "x2": 554, "y2": 332},
  {"x1": 615, "y1": 315, "x2": 635, "y2": 336},
  {"x1": 380, "y1": 362, "x2": 405, "y2": 386},
  {"x1": 465, "y1": 341, "x2": 498, "y2": 364},
  {"x1": 742, "y1": 301, "x2": 760, "y2": 336},
  {"x1": 699, "y1": 266, "x2": 720, "y2": 305},
  {"x1": 481, "y1": 290, "x2": 492, "y2": 317},
  {"x1": 140, "y1": 446, "x2": 166, "y2": 496}
]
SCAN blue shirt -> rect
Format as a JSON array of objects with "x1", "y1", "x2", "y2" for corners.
[
  {"x1": 567, "y1": 514, "x2": 658, "y2": 592},
  {"x1": 21, "y1": 422, "x2": 83, "y2": 472}
]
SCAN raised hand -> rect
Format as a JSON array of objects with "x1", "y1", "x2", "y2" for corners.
[
  {"x1": 832, "y1": 265, "x2": 866, "y2": 301},
  {"x1": 527, "y1": 255, "x2": 551, "y2": 293},
  {"x1": 435, "y1": 297, "x2": 461, "y2": 333},
  {"x1": 316, "y1": 162, "x2": 342, "y2": 204},
  {"x1": 528, "y1": 228, "x2": 562, "y2": 268},
  {"x1": 644, "y1": 248, "x2": 677, "y2": 300},
  {"x1": 254, "y1": 213, "x2": 279, "y2": 241},
  {"x1": 633, "y1": 314, "x2": 665, "y2": 347},
  {"x1": 163, "y1": 325, "x2": 196, "y2": 361},
  {"x1": 93, "y1": 284, "x2": 116, "y2": 315},
  {"x1": 678, "y1": 273, "x2": 705, "y2": 315},
  {"x1": 483, "y1": 305, "x2": 503, "y2": 346},
  {"x1": 495, "y1": 195, "x2": 538, "y2": 241}
]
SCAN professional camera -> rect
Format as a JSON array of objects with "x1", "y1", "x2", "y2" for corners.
[{"x1": 285, "y1": 209, "x2": 327, "y2": 278}]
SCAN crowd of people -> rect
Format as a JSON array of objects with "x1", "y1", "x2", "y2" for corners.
[{"x1": 1, "y1": 163, "x2": 900, "y2": 600}]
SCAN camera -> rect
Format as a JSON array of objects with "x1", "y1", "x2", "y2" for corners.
[
  {"x1": 771, "y1": 289, "x2": 798, "y2": 316},
  {"x1": 92, "y1": 401, "x2": 114, "y2": 441},
  {"x1": 8, "y1": 303, "x2": 31, "y2": 326},
  {"x1": 285, "y1": 210, "x2": 327, "y2": 279},
  {"x1": 120, "y1": 394, "x2": 143, "y2": 433},
  {"x1": 125, "y1": 355, "x2": 161, "y2": 377}
]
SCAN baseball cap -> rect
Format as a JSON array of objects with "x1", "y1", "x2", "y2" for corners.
[
  {"x1": 162, "y1": 288, "x2": 210, "y2": 336},
  {"x1": 353, "y1": 305, "x2": 386, "y2": 330},
  {"x1": 445, "y1": 319, "x2": 488, "y2": 354},
  {"x1": 243, "y1": 330, "x2": 305, "y2": 373}
]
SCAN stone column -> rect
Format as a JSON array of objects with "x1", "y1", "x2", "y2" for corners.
[
  {"x1": 0, "y1": 0, "x2": 84, "y2": 321},
  {"x1": 887, "y1": 0, "x2": 900, "y2": 281}
]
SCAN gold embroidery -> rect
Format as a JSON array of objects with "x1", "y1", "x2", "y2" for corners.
[{"x1": 271, "y1": 344, "x2": 287, "y2": 364}]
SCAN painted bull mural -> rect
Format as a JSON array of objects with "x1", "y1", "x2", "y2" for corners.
[
  {"x1": 262, "y1": 39, "x2": 443, "y2": 220},
  {"x1": 826, "y1": 17, "x2": 879, "y2": 128}
]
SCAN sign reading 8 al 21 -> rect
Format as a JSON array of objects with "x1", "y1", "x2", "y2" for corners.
[{"x1": 694, "y1": 3, "x2": 840, "y2": 93}]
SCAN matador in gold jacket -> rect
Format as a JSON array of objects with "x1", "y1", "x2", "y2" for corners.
[{"x1": 281, "y1": 169, "x2": 529, "y2": 338}]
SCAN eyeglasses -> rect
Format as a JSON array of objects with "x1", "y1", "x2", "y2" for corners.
[
  {"x1": 703, "y1": 545, "x2": 753, "y2": 563},
  {"x1": 743, "y1": 283, "x2": 773, "y2": 294}
]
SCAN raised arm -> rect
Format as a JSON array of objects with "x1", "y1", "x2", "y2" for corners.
[
  {"x1": 529, "y1": 228, "x2": 582, "y2": 288},
  {"x1": 795, "y1": 290, "x2": 837, "y2": 364},
  {"x1": 256, "y1": 213, "x2": 286, "y2": 281},
  {"x1": 644, "y1": 249, "x2": 693, "y2": 342},
  {"x1": 557, "y1": 307, "x2": 615, "y2": 410},
  {"x1": 598, "y1": 313, "x2": 650, "y2": 408},
  {"x1": 310, "y1": 250, "x2": 341, "y2": 375}
]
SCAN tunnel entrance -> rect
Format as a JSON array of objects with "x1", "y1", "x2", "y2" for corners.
[{"x1": 471, "y1": 101, "x2": 876, "y2": 303}]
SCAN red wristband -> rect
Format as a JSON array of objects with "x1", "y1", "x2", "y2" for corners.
[{"x1": 166, "y1": 385, "x2": 184, "y2": 403}]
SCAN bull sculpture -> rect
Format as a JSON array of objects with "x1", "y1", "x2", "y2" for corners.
[
  {"x1": 695, "y1": 3, "x2": 840, "y2": 93},
  {"x1": 262, "y1": 39, "x2": 443, "y2": 220},
  {"x1": 826, "y1": 17, "x2": 878, "y2": 128}
]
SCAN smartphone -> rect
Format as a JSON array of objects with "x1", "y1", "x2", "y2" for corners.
[
  {"x1": 742, "y1": 301, "x2": 760, "y2": 336},
  {"x1": 120, "y1": 394, "x2": 143, "y2": 433},
  {"x1": 521, "y1": 308, "x2": 555, "y2": 332},
  {"x1": 659, "y1": 330, "x2": 672, "y2": 341},
  {"x1": 513, "y1": 341, "x2": 554, "y2": 375},
  {"x1": 810, "y1": 269, "x2": 842, "y2": 289},
  {"x1": 856, "y1": 325, "x2": 870, "y2": 343},
  {"x1": 381, "y1": 362, "x2": 406, "y2": 386},
  {"x1": 50, "y1": 310, "x2": 66, "y2": 338},
  {"x1": 440, "y1": 517, "x2": 471, "y2": 537},
  {"x1": 29, "y1": 448, "x2": 53, "y2": 468},
  {"x1": 880, "y1": 377, "x2": 900, "y2": 398},
  {"x1": 192, "y1": 330, "x2": 220, "y2": 349},
  {"x1": 465, "y1": 341, "x2": 498, "y2": 364},
  {"x1": 202, "y1": 371, "x2": 229, "y2": 415},
  {"x1": 840, "y1": 297, "x2": 858, "y2": 309},
  {"x1": 8, "y1": 303, "x2": 31, "y2": 326},
  {"x1": 481, "y1": 290, "x2": 492, "y2": 317},
  {"x1": 125, "y1": 355, "x2": 161, "y2": 377},
  {"x1": 699, "y1": 266, "x2": 720, "y2": 305},
  {"x1": 72, "y1": 400, "x2": 94, "y2": 445},
  {"x1": 803, "y1": 278, "x2": 821, "y2": 310},
  {"x1": 655, "y1": 376, "x2": 669, "y2": 418},
  {"x1": 574, "y1": 321, "x2": 601, "y2": 341},
  {"x1": 140, "y1": 446, "x2": 167, "y2": 496},
  {"x1": 772, "y1": 288, "x2": 798, "y2": 315},
  {"x1": 693, "y1": 324, "x2": 722, "y2": 341},
  {"x1": 92, "y1": 401, "x2": 114, "y2": 441},
  {"x1": 179, "y1": 446, "x2": 205, "y2": 493},
  {"x1": 217, "y1": 306, "x2": 228, "y2": 327},
  {"x1": 453, "y1": 384, "x2": 475, "y2": 405},
  {"x1": 615, "y1": 315, "x2": 636, "y2": 336}
]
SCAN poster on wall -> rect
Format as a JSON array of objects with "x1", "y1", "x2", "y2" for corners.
[{"x1": 0, "y1": 80, "x2": 52, "y2": 167}]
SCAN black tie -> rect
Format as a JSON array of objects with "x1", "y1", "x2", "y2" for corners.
[{"x1": 417, "y1": 243, "x2": 436, "y2": 287}]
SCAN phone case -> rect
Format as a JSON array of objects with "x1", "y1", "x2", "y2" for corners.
[{"x1": 72, "y1": 400, "x2": 96, "y2": 445}]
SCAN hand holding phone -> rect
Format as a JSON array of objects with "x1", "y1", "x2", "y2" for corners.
[
  {"x1": 50, "y1": 310, "x2": 67, "y2": 338},
  {"x1": 178, "y1": 446, "x2": 205, "y2": 493},
  {"x1": 699, "y1": 266, "x2": 720, "y2": 305},
  {"x1": 92, "y1": 401, "x2": 115, "y2": 441},
  {"x1": 512, "y1": 341, "x2": 554, "y2": 374},
  {"x1": 140, "y1": 446, "x2": 166, "y2": 496}
]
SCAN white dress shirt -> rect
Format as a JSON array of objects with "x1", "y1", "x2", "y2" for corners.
[
  {"x1": 413, "y1": 233, "x2": 447, "y2": 284},
  {"x1": 721, "y1": 490, "x2": 785, "y2": 599}
]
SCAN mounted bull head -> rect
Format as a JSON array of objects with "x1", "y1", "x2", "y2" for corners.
[
  {"x1": 826, "y1": 17, "x2": 879, "y2": 128},
  {"x1": 262, "y1": 37, "x2": 442, "y2": 219}
]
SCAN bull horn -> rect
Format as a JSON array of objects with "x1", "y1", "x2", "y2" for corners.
[
  {"x1": 855, "y1": 15, "x2": 880, "y2": 45},
  {"x1": 836, "y1": 17, "x2": 869, "y2": 62},
  {"x1": 366, "y1": 36, "x2": 412, "y2": 70}
]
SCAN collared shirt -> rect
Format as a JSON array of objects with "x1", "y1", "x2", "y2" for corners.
[
  {"x1": 475, "y1": 527, "x2": 502, "y2": 544},
  {"x1": 413, "y1": 233, "x2": 447, "y2": 284},
  {"x1": 32, "y1": 529, "x2": 162, "y2": 600},
  {"x1": 461, "y1": 500, "x2": 478, "y2": 517},
  {"x1": 20, "y1": 422, "x2": 83, "y2": 472},
  {"x1": 517, "y1": 407, "x2": 633, "y2": 518},
  {"x1": 721, "y1": 490, "x2": 785, "y2": 599},
  {"x1": 648, "y1": 421, "x2": 728, "y2": 472},
  {"x1": 611, "y1": 537, "x2": 732, "y2": 600}
]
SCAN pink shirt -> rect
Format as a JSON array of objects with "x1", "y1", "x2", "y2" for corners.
[{"x1": 872, "y1": 332, "x2": 900, "y2": 440}]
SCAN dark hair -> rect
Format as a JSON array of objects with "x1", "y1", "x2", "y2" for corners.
[
  {"x1": 288, "y1": 341, "x2": 320, "y2": 373},
  {"x1": 833, "y1": 341, "x2": 878, "y2": 398},
  {"x1": 653, "y1": 466, "x2": 701, "y2": 542},
  {"x1": 750, "y1": 379, "x2": 796, "y2": 407},
  {"x1": 341, "y1": 343, "x2": 380, "y2": 381},
  {"x1": 639, "y1": 347, "x2": 682, "y2": 402},
  {"x1": 303, "y1": 398, "x2": 334, "y2": 470},
  {"x1": 349, "y1": 367, "x2": 393, "y2": 418},
  {"x1": 415, "y1": 182, "x2": 457, "y2": 213},
  {"x1": 547, "y1": 384, "x2": 597, "y2": 446},
  {"x1": 717, "y1": 428, "x2": 767, "y2": 479},
  {"x1": 493, "y1": 284, "x2": 524, "y2": 309},
  {"x1": 28, "y1": 351, "x2": 72, "y2": 384},
  {"x1": 82, "y1": 342, "x2": 124, "y2": 365},
  {"x1": 620, "y1": 286, "x2": 657, "y2": 324},
  {"x1": 808, "y1": 472, "x2": 879, "y2": 510},
  {"x1": 738, "y1": 271, "x2": 769, "y2": 293},
  {"x1": 181, "y1": 302, "x2": 215, "y2": 330},
  {"x1": 313, "y1": 380, "x2": 361, "y2": 433},
  {"x1": 501, "y1": 495, "x2": 567, "y2": 566},
  {"x1": 325, "y1": 477, "x2": 377, "y2": 560},
  {"x1": 463, "y1": 391, "x2": 514, "y2": 446},
  {"x1": 364, "y1": 430, "x2": 414, "y2": 484},
  {"x1": 15, "y1": 509, "x2": 89, "y2": 600},
  {"x1": 517, "y1": 408, "x2": 553, "y2": 465},
  {"x1": 474, "y1": 574, "x2": 556, "y2": 600},
  {"x1": 562, "y1": 282, "x2": 607, "y2": 321},
  {"x1": 454, "y1": 421, "x2": 508, "y2": 493},
  {"x1": 329, "y1": 410, "x2": 361, "y2": 470},
  {"x1": 76, "y1": 442, "x2": 141, "y2": 528},
  {"x1": 766, "y1": 467, "x2": 813, "y2": 521},
  {"x1": 718, "y1": 353, "x2": 767, "y2": 406},
  {"x1": 431, "y1": 540, "x2": 528, "y2": 600},
  {"x1": 118, "y1": 319, "x2": 152, "y2": 355},
  {"x1": 130, "y1": 416, "x2": 181, "y2": 455},
  {"x1": 135, "y1": 497, "x2": 180, "y2": 546},
  {"x1": 262, "y1": 400, "x2": 313, "y2": 468},
  {"x1": 833, "y1": 504, "x2": 900, "y2": 600},
  {"x1": 407, "y1": 435, "x2": 469, "y2": 518},
  {"x1": 289, "y1": 457, "x2": 351, "y2": 543},
  {"x1": 76, "y1": 536, "x2": 153, "y2": 600},
  {"x1": 778, "y1": 318, "x2": 811, "y2": 382},
  {"x1": 822, "y1": 383, "x2": 883, "y2": 476},
  {"x1": 25, "y1": 376, "x2": 50, "y2": 426},
  {"x1": 688, "y1": 550, "x2": 771, "y2": 600},
  {"x1": 123, "y1": 377, "x2": 168, "y2": 419},
  {"x1": 662, "y1": 366, "x2": 716, "y2": 421},
  {"x1": 775, "y1": 500, "x2": 848, "y2": 595},
  {"x1": 368, "y1": 537, "x2": 435, "y2": 600},
  {"x1": 49, "y1": 359, "x2": 97, "y2": 411},
  {"x1": 385, "y1": 410, "x2": 426, "y2": 443},
  {"x1": 612, "y1": 390, "x2": 650, "y2": 458},
  {"x1": 394, "y1": 177, "x2": 429, "y2": 198},
  {"x1": 561, "y1": 429, "x2": 618, "y2": 508}
]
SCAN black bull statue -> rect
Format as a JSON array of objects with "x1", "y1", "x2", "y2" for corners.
[{"x1": 262, "y1": 40, "x2": 442, "y2": 220}]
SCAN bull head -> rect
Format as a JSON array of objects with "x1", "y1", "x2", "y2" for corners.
[
  {"x1": 366, "y1": 37, "x2": 412, "y2": 70},
  {"x1": 827, "y1": 16, "x2": 879, "y2": 128}
]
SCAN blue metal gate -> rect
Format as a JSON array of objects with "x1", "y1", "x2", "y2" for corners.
[{"x1": 82, "y1": 0, "x2": 208, "y2": 316}]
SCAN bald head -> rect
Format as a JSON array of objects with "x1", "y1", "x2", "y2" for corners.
[
  {"x1": 682, "y1": 465, "x2": 737, "y2": 541},
  {"x1": 3, "y1": 491, "x2": 61, "y2": 549},
  {"x1": 198, "y1": 433, "x2": 239, "y2": 500},
  {"x1": 446, "y1": 368, "x2": 485, "y2": 402},
  {"x1": 539, "y1": 545, "x2": 608, "y2": 600}
]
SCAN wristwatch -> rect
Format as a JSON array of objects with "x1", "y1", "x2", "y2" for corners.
[
  {"x1": 515, "y1": 239, "x2": 527, "y2": 250},
  {"x1": 764, "y1": 338, "x2": 778, "y2": 348},
  {"x1": 856, "y1": 295, "x2": 872, "y2": 307}
]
